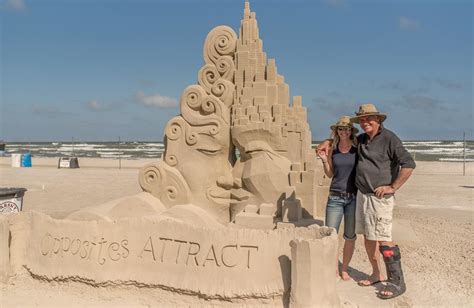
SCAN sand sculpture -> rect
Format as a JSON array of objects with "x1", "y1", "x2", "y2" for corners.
[
  {"x1": 2, "y1": 1, "x2": 339, "y2": 306},
  {"x1": 138, "y1": 0, "x2": 319, "y2": 227}
]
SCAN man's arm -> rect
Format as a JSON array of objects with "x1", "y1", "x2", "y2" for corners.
[
  {"x1": 391, "y1": 167, "x2": 414, "y2": 191},
  {"x1": 374, "y1": 167, "x2": 414, "y2": 198},
  {"x1": 375, "y1": 133, "x2": 416, "y2": 198}
]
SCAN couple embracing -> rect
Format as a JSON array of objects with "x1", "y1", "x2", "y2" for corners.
[{"x1": 316, "y1": 103, "x2": 416, "y2": 300}]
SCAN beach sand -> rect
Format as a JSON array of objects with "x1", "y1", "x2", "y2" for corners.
[{"x1": 0, "y1": 157, "x2": 473, "y2": 307}]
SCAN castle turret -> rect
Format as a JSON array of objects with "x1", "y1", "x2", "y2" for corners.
[{"x1": 231, "y1": 1, "x2": 318, "y2": 219}]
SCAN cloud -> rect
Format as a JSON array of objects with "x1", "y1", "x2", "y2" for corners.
[
  {"x1": 86, "y1": 100, "x2": 112, "y2": 111},
  {"x1": 86, "y1": 100, "x2": 102, "y2": 110},
  {"x1": 377, "y1": 80, "x2": 429, "y2": 94},
  {"x1": 323, "y1": 0, "x2": 346, "y2": 8},
  {"x1": 433, "y1": 78, "x2": 465, "y2": 91},
  {"x1": 1, "y1": 0, "x2": 26, "y2": 11},
  {"x1": 135, "y1": 91, "x2": 178, "y2": 108},
  {"x1": 377, "y1": 81, "x2": 407, "y2": 92},
  {"x1": 31, "y1": 105, "x2": 75, "y2": 118},
  {"x1": 312, "y1": 97, "x2": 356, "y2": 117},
  {"x1": 137, "y1": 79, "x2": 156, "y2": 87},
  {"x1": 325, "y1": 90, "x2": 344, "y2": 98},
  {"x1": 418, "y1": 77, "x2": 468, "y2": 92},
  {"x1": 398, "y1": 95, "x2": 448, "y2": 112},
  {"x1": 399, "y1": 16, "x2": 420, "y2": 31}
]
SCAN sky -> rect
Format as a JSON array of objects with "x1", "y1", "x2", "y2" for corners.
[{"x1": 1, "y1": 0, "x2": 472, "y2": 141}]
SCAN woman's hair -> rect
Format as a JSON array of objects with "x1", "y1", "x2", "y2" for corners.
[{"x1": 330, "y1": 127, "x2": 358, "y2": 149}]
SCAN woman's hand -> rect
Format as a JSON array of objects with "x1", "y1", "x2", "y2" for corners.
[
  {"x1": 316, "y1": 140, "x2": 332, "y2": 158},
  {"x1": 316, "y1": 149, "x2": 328, "y2": 163}
]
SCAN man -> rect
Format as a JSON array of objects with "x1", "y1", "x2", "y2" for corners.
[{"x1": 318, "y1": 104, "x2": 415, "y2": 299}]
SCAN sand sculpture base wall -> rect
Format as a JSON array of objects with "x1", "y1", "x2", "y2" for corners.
[
  {"x1": 290, "y1": 238, "x2": 340, "y2": 307},
  {"x1": 0, "y1": 216, "x2": 9, "y2": 282},
  {"x1": 6, "y1": 211, "x2": 339, "y2": 302}
]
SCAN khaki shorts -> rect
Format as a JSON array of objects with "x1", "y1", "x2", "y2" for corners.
[{"x1": 355, "y1": 191, "x2": 395, "y2": 241}]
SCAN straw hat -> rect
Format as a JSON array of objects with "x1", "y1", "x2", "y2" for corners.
[
  {"x1": 330, "y1": 116, "x2": 359, "y2": 134},
  {"x1": 350, "y1": 103, "x2": 387, "y2": 124}
]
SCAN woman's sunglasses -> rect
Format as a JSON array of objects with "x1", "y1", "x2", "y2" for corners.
[{"x1": 337, "y1": 127, "x2": 351, "y2": 131}]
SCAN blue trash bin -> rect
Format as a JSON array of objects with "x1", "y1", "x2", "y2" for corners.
[{"x1": 21, "y1": 153, "x2": 32, "y2": 167}]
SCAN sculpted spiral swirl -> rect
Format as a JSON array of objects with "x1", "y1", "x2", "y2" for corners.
[
  {"x1": 203, "y1": 26, "x2": 237, "y2": 65},
  {"x1": 165, "y1": 118, "x2": 184, "y2": 141},
  {"x1": 139, "y1": 161, "x2": 192, "y2": 207},
  {"x1": 198, "y1": 65, "x2": 220, "y2": 94},
  {"x1": 183, "y1": 85, "x2": 207, "y2": 111},
  {"x1": 211, "y1": 79, "x2": 234, "y2": 107},
  {"x1": 180, "y1": 85, "x2": 229, "y2": 125},
  {"x1": 215, "y1": 56, "x2": 235, "y2": 81},
  {"x1": 139, "y1": 164, "x2": 164, "y2": 195},
  {"x1": 165, "y1": 154, "x2": 178, "y2": 167}
]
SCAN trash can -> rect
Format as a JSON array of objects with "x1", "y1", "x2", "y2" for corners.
[
  {"x1": 58, "y1": 157, "x2": 80, "y2": 168},
  {"x1": 0, "y1": 188, "x2": 27, "y2": 214},
  {"x1": 11, "y1": 154, "x2": 22, "y2": 168},
  {"x1": 21, "y1": 153, "x2": 32, "y2": 167}
]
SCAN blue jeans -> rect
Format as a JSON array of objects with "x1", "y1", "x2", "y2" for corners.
[{"x1": 325, "y1": 195, "x2": 356, "y2": 240}]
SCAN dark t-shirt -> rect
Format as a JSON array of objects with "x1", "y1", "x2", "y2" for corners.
[
  {"x1": 329, "y1": 145, "x2": 357, "y2": 194},
  {"x1": 355, "y1": 127, "x2": 416, "y2": 194}
]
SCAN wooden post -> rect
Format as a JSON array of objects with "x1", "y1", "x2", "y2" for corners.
[
  {"x1": 463, "y1": 132, "x2": 466, "y2": 176},
  {"x1": 118, "y1": 136, "x2": 122, "y2": 170}
]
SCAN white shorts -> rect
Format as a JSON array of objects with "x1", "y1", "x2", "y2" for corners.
[{"x1": 355, "y1": 191, "x2": 395, "y2": 241}]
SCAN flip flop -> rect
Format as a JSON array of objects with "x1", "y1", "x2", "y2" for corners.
[{"x1": 357, "y1": 279, "x2": 382, "y2": 287}]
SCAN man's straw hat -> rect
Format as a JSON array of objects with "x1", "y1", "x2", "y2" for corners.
[
  {"x1": 330, "y1": 116, "x2": 359, "y2": 134},
  {"x1": 350, "y1": 103, "x2": 387, "y2": 124}
]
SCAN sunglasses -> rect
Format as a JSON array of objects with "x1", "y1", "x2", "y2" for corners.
[
  {"x1": 358, "y1": 115, "x2": 378, "y2": 122},
  {"x1": 337, "y1": 127, "x2": 351, "y2": 131}
]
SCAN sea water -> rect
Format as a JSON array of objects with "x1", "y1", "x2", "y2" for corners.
[{"x1": 3, "y1": 140, "x2": 474, "y2": 162}]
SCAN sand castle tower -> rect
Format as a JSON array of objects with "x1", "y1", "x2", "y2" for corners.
[
  {"x1": 233, "y1": 1, "x2": 314, "y2": 163},
  {"x1": 231, "y1": 1, "x2": 318, "y2": 226}
]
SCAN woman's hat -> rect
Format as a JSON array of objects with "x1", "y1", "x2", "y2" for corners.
[
  {"x1": 350, "y1": 103, "x2": 387, "y2": 124},
  {"x1": 330, "y1": 116, "x2": 359, "y2": 134}
]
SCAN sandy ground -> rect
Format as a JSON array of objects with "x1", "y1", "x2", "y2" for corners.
[{"x1": 0, "y1": 157, "x2": 473, "y2": 307}]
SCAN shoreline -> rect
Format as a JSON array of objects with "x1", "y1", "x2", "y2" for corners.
[
  {"x1": 1, "y1": 156, "x2": 473, "y2": 170},
  {"x1": 0, "y1": 156, "x2": 157, "y2": 169}
]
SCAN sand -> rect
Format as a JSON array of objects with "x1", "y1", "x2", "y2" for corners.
[{"x1": 0, "y1": 157, "x2": 473, "y2": 307}]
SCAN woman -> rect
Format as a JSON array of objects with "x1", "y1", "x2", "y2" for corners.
[{"x1": 317, "y1": 116, "x2": 358, "y2": 281}]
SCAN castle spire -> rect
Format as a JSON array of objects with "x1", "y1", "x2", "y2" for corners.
[{"x1": 244, "y1": 0, "x2": 250, "y2": 19}]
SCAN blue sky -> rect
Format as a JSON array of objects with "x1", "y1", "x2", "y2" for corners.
[{"x1": 1, "y1": 0, "x2": 472, "y2": 141}]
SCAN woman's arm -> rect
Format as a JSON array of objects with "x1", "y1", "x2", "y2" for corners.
[{"x1": 317, "y1": 147, "x2": 333, "y2": 178}]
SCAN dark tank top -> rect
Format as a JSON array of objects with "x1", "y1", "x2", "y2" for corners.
[{"x1": 329, "y1": 145, "x2": 357, "y2": 194}]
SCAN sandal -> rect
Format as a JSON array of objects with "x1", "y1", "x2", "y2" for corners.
[
  {"x1": 357, "y1": 279, "x2": 382, "y2": 287},
  {"x1": 377, "y1": 281, "x2": 406, "y2": 299}
]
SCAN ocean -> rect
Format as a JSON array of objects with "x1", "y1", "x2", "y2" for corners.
[{"x1": 2, "y1": 140, "x2": 474, "y2": 162}]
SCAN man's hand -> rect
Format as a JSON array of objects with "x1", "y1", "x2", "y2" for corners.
[
  {"x1": 375, "y1": 168, "x2": 414, "y2": 198},
  {"x1": 374, "y1": 185, "x2": 395, "y2": 198}
]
